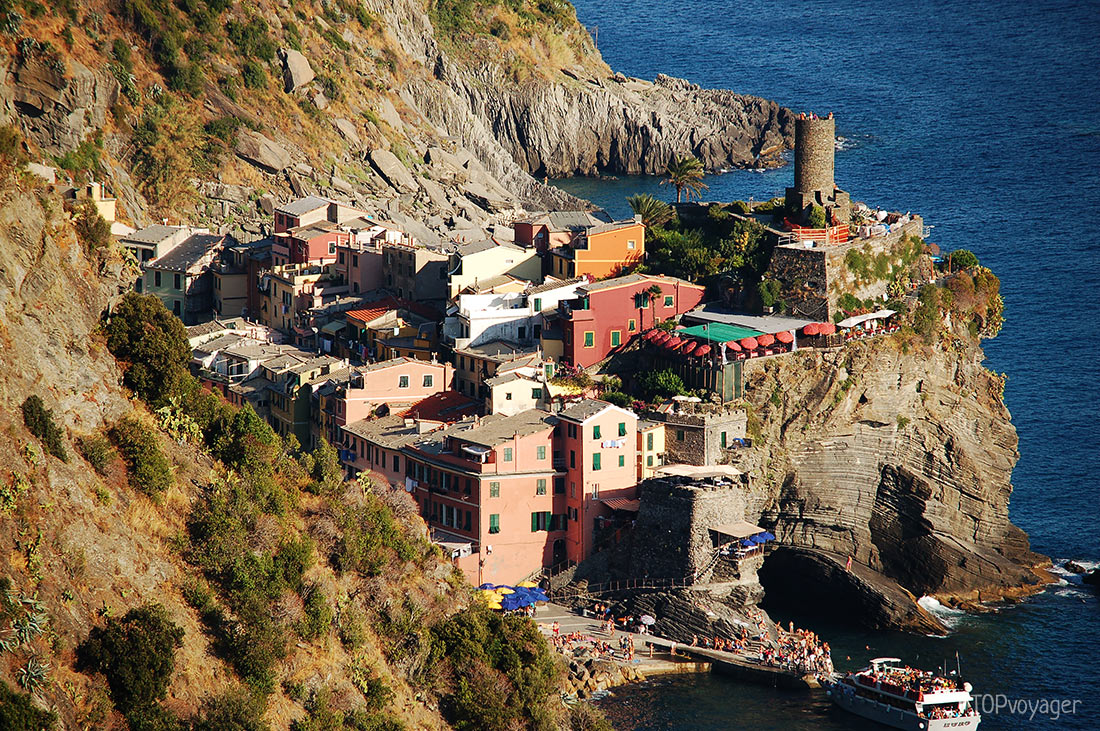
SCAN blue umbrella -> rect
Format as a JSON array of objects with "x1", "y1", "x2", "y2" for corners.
[
  {"x1": 740, "y1": 539, "x2": 754, "y2": 548},
  {"x1": 478, "y1": 583, "x2": 497, "y2": 590},
  {"x1": 762, "y1": 532, "x2": 776, "y2": 541}
]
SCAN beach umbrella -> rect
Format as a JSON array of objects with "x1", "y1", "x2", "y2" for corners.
[
  {"x1": 818, "y1": 322, "x2": 837, "y2": 335},
  {"x1": 740, "y1": 539, "x2": 754, "y2": 547},
  {"x1": 694, "y1": 344, "x2": 711, "y2": 357},
  {"x1": 762, "y1": 532, "x2": 776, "y2": 541},
  {"x1": 740, "y1": 336, "x2": 759, "y2": 350},
  {"x1": 639, "y1": 615, "x2": 656, "y2": 625},
  {"x1": 665, "y1": 336, "x2": 682, "y2": 349},
  {"x1": 775, "y1": 330, "x2": 794, "y2": 344},
  {"x1": 725, "y1": 340, "x2": 742, "y2": 352},
  {"x1": 497, "y1": 587, "x2": 515, "y2": 595},
  {"x1": 478, "y1": 583, "x2": 496, "y2": 590},
  {"x1": 757, "y1": 333, "x2": 776, "y2": 347},
  {"x1": 678, "y1": 339, "x2": 696, "y2": 352},
  {"x1": 802, "y1": 323, "x2": 819, "y2": 336},
  {"x1": 517, "y1": 580, "x2": 538, "y2": 588}
]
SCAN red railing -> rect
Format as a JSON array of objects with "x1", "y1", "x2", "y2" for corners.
[{"x1": 783, "y1": 220, "x2": 850, "y2": 245}]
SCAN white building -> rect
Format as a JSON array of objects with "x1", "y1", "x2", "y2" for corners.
[{"x1": 445, "y1": 276, "x2": 588, "y2": 349}]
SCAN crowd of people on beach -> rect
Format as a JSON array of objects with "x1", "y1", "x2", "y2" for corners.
[
  {"x1": 760, "y1": 620, "x2": 834, "y2": 674},
  {"x1": 548, "y1": 618, "x2": 635, "y2": 661}
]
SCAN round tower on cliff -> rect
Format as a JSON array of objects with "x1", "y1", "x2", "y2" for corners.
[
  {"x1": 785, "y1": 112, "x2": 850, "y2": 226},
  {"x1": 794, "y1": 116, "x2": 835, "y2": 197}
]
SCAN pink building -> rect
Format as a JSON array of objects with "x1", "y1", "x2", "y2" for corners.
[
  {"x1": 557, "y1": 399, "x2": 639, "y2": 564},
  {"x1": 404, "y1": 411, "x2": 565, "y2": 585},
  {"x1": 324, "y1": 358, "x2": 453, "y2": 441}
]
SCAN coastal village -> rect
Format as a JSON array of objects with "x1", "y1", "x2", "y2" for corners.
[{"x1": 66, "y1": 115, "x2": 928, "y2": 595}]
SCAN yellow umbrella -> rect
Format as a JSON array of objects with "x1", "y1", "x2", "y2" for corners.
[
  {"x1": 497, "y1": 587, "x2": 515, "y2": 595},
  {"x1": 517, "y1": 581, "x2": 538, "y2": 588},
  {"x1": 486, "y1": 601, "x2": 503, "y2": 610}
]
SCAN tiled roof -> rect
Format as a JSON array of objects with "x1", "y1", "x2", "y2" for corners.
[
  {"x1": 485, "y1": 371, "x2": 538, "y2": 387},
  {"x1": 147, "y1": 234, "x2": 225, "y2": 272},
  {"x1": 579, "y1": 273, "x2": 698, "y2": 294},
  {"x1": 526, "y1": 276, "x2": 587, "y2": 295},
  {"x1": 454, "y1": 339, "x2": 539, "y2": 362},
  {"x1": 443, "y1": 409, "x2": 556, "y2": 448},
  {"x1": 516, "y1": 210, "x2": 613, "y2": 231},
  {"x1": 122, "y1": 224, "x2": 187, "y2": 245},
  {"x1": 558, "y1": 399, "x2": 617, "y2": 423},
  {"x1": 277, "y1": 195, "x2": 331, "y2": 216},
  {"x1": 343, "y1": 414, "x2": 435, "y2": 449}
]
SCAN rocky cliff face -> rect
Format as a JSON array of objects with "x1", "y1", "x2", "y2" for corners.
[
  {"x1": 734, "y1": 336, "x2": 1047, "y2": 631},
  {"x1": 1, "y1": 0, "x2": 791, "y2": 243}
]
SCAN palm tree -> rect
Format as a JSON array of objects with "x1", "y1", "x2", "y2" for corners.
[
  {"x1": 627, "y1": 193, "x2": 673, "y2": 229},
  {"x1": 661, "y1": 156, "x2": 709, "y2": 203}
]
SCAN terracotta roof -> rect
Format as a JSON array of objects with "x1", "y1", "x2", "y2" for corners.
[
  {"x1": 342, "y1": 414, "x2": 436, "y2": 449},
  {"x1": 442, "y1": 409, "x2": 557, "y2": 448},
  {"x1": 401, "y1": 391, "x2": 480, "y2": 423},
  {"x1": 557, "y1": 399, "x2": 617, "y2": 423},
  {"x1": 526, "y1": 276, "x2": 587, "y2": 295}
]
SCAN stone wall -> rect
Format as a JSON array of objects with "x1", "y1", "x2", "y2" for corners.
[
  {"x1": 648, "y1": 407, "x2": 748, "y2": 467},
  {"x1": 630, "y1": 476, "x2": 749, "y2": 584},
  {"x1": 793, "y1": 116, "x2": 834, "y2": 195}
]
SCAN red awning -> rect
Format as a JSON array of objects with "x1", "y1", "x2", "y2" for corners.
[
  {"x1": 802, "y1": 323, "x2": 818, "y2": 336},
  {"x1": 757, "y1": 333, "x2": 775, "y2": 347},
  {"x1": 775, "y1": 330, "x2": 794, "y2": 344},
  {"x1": 601, "y1": 497, "x2": 640, "y2": 512},
  {"x1": 694, "y1": 344, "x2": 712, "y2": 356},
  {"x1": 740, "y1": 336, "x2": 759, "y2": 350}
]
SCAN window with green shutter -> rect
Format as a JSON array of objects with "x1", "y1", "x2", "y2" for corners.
[
  {"x1": 536, "y1": 479, "x2": 546, "y2": 495},
  {"x1": 721, "y1": 431, "x2": 727, "y2": 448},
  {"x1": 593, "y1": 425, "x2": 601, "y2": 439},
  {"x1": 611, "y1": 330, "x2": 621, "y2": 347},
  {"x1": 533, "y1": 297, "x2": 542, "y2": 311},
  {"x1": 503, "y1": 447, "x2": 513, "y2": 462},
  {"x1": 676, "y1": 429, "x2": 685, "y2": 441},
  {"x1": 489, "y1": 514, "x2": 500, "y2": 533},
  {"x1": 647, "y1": 432, "x2": 654, "y2": 450},
  {"x1": 489, "y1": 481, "x2": 500, "y2": 497},
  {"x1": 618, "y1": 422, "x2": 626, "y2": 437},
  {"x1": 531, "y1": 511, "x2": 551, "y2": 532},
  {"x1": 592, "y1": 452, "x2": 601, "y2": 471},
  {"x1": 647, "y1": 455, "x2": 653, "y2": 466},
  {"x1": 664, "y1": 295, "x2": 674, "y2": 307},
  {"x1": 618, "y1": 455, "x2": 625, "y2": 467},
  {"x1": 583, "y1": 331, "x2": 595, "y2": 347},
  {"x1": 537, "y1": 445, "x2": 546, "y2": 460}
]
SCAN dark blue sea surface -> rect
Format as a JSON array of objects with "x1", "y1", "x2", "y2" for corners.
[{"x1": 555, "y1": 0, "x2": 1100, "y2": 728}]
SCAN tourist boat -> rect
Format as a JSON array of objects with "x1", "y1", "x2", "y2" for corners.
[{"x1": 824, "y1": 657, "x2": 980, "y2": 730}]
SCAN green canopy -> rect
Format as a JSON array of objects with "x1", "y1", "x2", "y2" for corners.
[{"x1": 677, "y1": 323, "x2": 763, "y2": 343}]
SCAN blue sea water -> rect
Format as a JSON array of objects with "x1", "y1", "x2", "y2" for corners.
[{"x1": 554, "y1": 0, "x2": 1100, "y2": 728}]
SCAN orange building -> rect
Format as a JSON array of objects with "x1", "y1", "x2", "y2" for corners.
[{"x1": 548, "y1": 219, "x2": 646, "y2": 280}]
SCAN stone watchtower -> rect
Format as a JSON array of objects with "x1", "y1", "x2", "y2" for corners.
[{"x1": 785, "y1": 113, "x2": 851, "y2": 226}]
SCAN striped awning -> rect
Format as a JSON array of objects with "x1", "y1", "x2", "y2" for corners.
[{"x1": 600, "y1": 497, "x2": 640, "y2": 512}]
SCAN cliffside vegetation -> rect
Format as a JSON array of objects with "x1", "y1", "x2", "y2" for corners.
[{"x1": 0, "y1": 184, "x2": 603, "y2": 728}]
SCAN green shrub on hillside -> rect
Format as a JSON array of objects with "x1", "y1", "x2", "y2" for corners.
[
  {"x1": 429, "y1": 604, "x2": 562, "y2": 731},
  {"x1": 77, "y1": 433, "x2": 115, "y2": 475},
  {"x1": 110, "y1": 416, "x2": 172, "y2": 496},
  {"x1": 0, "y1": 680, "x2": 57, "y2": 730},
  {"x1": 947, "y1": 249, "x2": 979, "y2": 270},
  {"x1": 191, "y1": 688, "x2": 270, "y2": 731},
  {"x1": 72, "y1": 199, "x2": 112, "y2": 254},
  {"x1": 334, "y1": 495, "x2": 427, "y2": 576},
  {"x1": 806, "y1": 204, "x2": 827, "y2": 228},
  {"x1": 105, "y1": 292, "x2": 191, "y2": 407},
  {"x1": 21, "y1": 395, "x2": 67, "y2": 461},
  {"x1": 75, "y1": 604, "x2": 184, "y2": 718}
]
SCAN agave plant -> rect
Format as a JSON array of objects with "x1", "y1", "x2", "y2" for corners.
[
  {"x1": 0, "y1": 626, "x2": 17, "y2": 653},
  {"x1": 12, "y1": 612, "x2": 46, "y2": 644},
  {"x1": 17, "y1": 654, "x2": 50, "y2": 693}
]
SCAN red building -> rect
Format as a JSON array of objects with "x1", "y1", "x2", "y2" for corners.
[{"x1": 560, "y1": 274, "x2": 707, "y2": 369}]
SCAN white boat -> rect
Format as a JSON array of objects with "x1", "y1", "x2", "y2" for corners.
[{"x1": 824, "y1": 657, "x2": 980, "y2": 730}]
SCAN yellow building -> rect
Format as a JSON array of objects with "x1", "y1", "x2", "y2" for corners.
[{"x1": 637, "y1": 419, "x2": 666, "y2": 480}]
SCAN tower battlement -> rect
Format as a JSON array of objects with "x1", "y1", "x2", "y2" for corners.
[{"x1": 785, "y1": 112, "x2": 850, "y2": 225}]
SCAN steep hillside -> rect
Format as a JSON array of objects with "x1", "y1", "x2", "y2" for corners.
[
  {"x1": 0, "y1": 0, "x2": 791, "y2": 244},
  {"x1": 0, "y1": 177, "x2": 581, "y2": 729}
]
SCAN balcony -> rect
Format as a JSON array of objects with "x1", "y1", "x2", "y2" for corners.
[{"x1": 558, "y1": 299, "x2": 594, "y2": 323}]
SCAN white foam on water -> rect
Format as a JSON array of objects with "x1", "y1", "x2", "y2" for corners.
[{"x1": 918, "y1": 596, "x2": 967, "y2": 630}]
